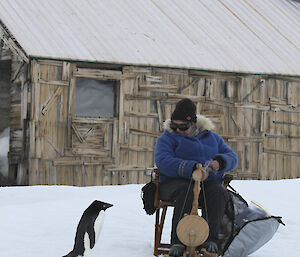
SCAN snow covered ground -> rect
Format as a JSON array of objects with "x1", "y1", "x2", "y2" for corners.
[{"x1": 0, "y1": 178, "x2": 299, "y2": 257}]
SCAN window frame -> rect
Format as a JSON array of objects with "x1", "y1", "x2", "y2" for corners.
[{"x1": 72, "y1": 67, "x2": 121, "y2": 120}]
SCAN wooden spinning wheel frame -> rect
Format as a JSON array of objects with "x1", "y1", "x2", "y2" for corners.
[{"x1": 176, "y1": 164, "x2": 218, "y2": 257}]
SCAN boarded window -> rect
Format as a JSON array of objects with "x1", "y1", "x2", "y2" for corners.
[{"x1": 75, "y1": 78, "x2": 118, "y2": 118}]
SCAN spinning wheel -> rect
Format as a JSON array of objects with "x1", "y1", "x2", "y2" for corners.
[{"x1": 176, "y1": 165, "x2": 217, "y2": 257}]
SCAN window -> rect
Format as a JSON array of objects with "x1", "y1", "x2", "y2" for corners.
[{"x1": 75, "y1": 78, "x2": 118, "y2": 118}]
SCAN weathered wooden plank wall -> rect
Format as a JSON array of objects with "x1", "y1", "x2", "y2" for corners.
[
  {"x1": 8, "y1": 59, "x2": 300, "y2": 185},
  {"x1": 0, "y1": 59, "x2": 10, "y2": 133},
  {"x1": 0, "y1": 46, "x2": 12, "y2": 182},
  {"x1": 7, "y1": 54, "x2": 29, "y2": 184}
]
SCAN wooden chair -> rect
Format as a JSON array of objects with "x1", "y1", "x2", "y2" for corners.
[
  {"x1": 152, "y1": 168, "x2": 174, "y2": 256},
  {"x1": 151, "y1": 168, "x2": 234, "y2": 256}
]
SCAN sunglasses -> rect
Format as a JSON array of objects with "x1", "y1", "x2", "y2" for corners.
[{"x1": 170, "y1": 122, "x2": 192, "y2": 131}]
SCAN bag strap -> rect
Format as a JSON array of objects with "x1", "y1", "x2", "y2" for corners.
[{"x1": 153, "y1": 168, "x2": 160, "y2": 208}]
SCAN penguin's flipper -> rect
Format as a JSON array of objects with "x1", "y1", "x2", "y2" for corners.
[{"x1": 87, "y1": 224, "x2": 96, "y2": 249}]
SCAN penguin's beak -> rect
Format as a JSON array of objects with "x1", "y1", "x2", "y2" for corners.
[{"x1": 103, "y1": 202, "x2": 113, "y2": 210}]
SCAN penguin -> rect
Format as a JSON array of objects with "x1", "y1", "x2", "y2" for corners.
[{"x1": 63, "y1": 200, "x2": 113, "y2": 257}]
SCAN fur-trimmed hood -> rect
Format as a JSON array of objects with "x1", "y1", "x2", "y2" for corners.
[{"x1": 163, "y1": 114, "x2": 215, "y2": 132}]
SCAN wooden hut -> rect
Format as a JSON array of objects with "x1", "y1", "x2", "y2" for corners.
[{"x1": 0, "y1": 0, "x2": 299, "y2": 186}]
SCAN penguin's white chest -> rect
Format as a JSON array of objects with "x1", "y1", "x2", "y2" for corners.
[{"x1": 83, "y1": 210, "x2": 105, "y2": 257}]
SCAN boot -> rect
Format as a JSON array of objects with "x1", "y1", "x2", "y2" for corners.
[
  {"x1": 169, "y1": 244, "x2": 185, "y2": 257},
  {"x1": 199, "y1": 248, "x2": 219, "y2": 257},
  {"x1": 198, "y1": 241, "x2": 219, "y2": 257}
]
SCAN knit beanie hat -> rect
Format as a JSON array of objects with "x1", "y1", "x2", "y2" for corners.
[{"x1": 171, "y1": 98, "x2": 197, "y2": 122}]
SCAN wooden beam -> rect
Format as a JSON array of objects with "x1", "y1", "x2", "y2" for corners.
[
  {"x1": 189, "y1": 70, "x2": 238, "y2": 79},
  {"x1": 120, "y1": 145, "x2": 154, "y2": 152},
  {"x1": 269, "y1": 97, "x2": 286, "y2": 105},
  {"x1": 82, "y1": 127, "x2": 95, "y2": 141},
  {"x1": 139, "y1": 84, "x2": 177, "y2": 92},
  {"x1": 112, "y1": 119, "x2": 119, "y2": 164},
  {"x1": 167, "y1": 93, "x2": 205, "y2": 101},
  {"x1": 125, "y1": 94, "x2": 168, "y2": 101},
  {"x1": 41, "y1": 87, "x2": 63, "y2": 115},
  {"x1": 43, "y1": 136, "x2": 62, "y2": 156},
  {"x1": 125, "y1": 93, "x2": 205, "y2": 102},
  {"x1": 235, "y1": 171, "x2": 259, "y2": 179},
  {"x1": 234, "y1": 102, "x2": 270, "y2": 111},
  {"x1": 53, "y1": 159, "x2": 83, "y2": 166},
  {"x1": 75, "y1": 68, "x2": 121, "y2": 76},
  {"x1": 270, "y1": 104, "x2": 300, "y2": 113},
  {"x1": 105, "y1": 165, "x2": 145, "y2": 171},
  {"x1": 124, "y1": 111, "x2": 158, "y2": 118},
  {"x1": 156, "y1": 100, "x2": 164, "y2": 131},
  {"x1": 230, "y1": 114, "x2": 242, "y2": 132},
  {"x1": 72, "y1": 148, "x2": 109, "y2": 156},
  {"x1": 289, "y1": 135, "x2": 300, "y2": 139},
  {"x1": 123, "y1": 66, "x2": 151, "y2": 74},
  {"x1": 72, "y1": 117, "x2": 115, "y2": 124},
  {"x1": 145, "y1": 75, "x2": 162, "y2": 83},
  {"x1": 242, "y1": 79, "x2": 265, "y2": 101},
  {"x1": 221, "y1": 135, "x2": 264, "y2": 142},
  {"x1": 11, "y1": 61, "x2": 25, "y2": 82},
  {"x1": 153, "y1": 68, "x2": 188, "y2": 75},
  {"x1": 180, "y1": 78, "x2": 200, "y2": 92},
  {"x1": 0, "y1": 24, "x2": 29, "y2": 62},
  {"x1": 62, "y1": 62, "x2": 70, "y2": 80},
  {"x1": 130, "y1": 128, "x2": 161, "y2": 137},
  {"x1": 287, "y1": 82, "x2": 298, "y2": 106},
  {"x1": 73, "y1": 68, "x2": 132, "y2": 80},
  {"x1": 270, "y1": 76, "x2": 300, "y2": 83},
  {"x1": 263, "y1": 147, "x2": 300, "y2": 156},
  {"x1": 226, "y1": 80, "x2": 236, "y2": 98},
  {"x1": 273, "y1": 121, "x2": 300, "y2": 127},
  {"x1": 84, "y1": 160, "x2": 113, "y2": 165},
  {"x1": 37, "y1": 59, "x2": 63, "y2": 66},
  {"x1": 39, "y1": 79, "x2": 69, "y2": 86},
  {"x1": 265, "y1": 133, "x2": 300, "y2": 139},
  {"x1": 53, "y1": 158, "x2": 113, "y2": 166},
  {"x1": 201, "y1": 110, "x2": 224, "y2": 116},
  {"x1": 71, "y1": 124, "x2": 84, "y2": 143}
]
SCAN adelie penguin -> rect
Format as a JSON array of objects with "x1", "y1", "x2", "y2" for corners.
[{"x1": 63, "y1": 200, "x2": 113, "y2": 257}]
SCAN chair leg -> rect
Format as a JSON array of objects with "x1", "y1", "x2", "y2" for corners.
[
  {"x1": 154, "y1": 207, "x2": 160, "y2": 256},
  {"x1": 154, "y1": 206, "x2": 171, "y2": 256},
  {"x1": 159, "y1": 206, "x2": 168, "y2": 245}
]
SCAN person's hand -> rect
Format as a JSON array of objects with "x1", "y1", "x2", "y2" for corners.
[
  {"x1": 209, "y1": 160, "x2": 220, "y2": 171},
  {"x1": 195, "y1": 163, "x2": 203, "y2": 170}
]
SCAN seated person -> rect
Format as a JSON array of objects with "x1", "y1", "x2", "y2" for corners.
[{"x1": 154, "y1": 98, "x2": 238, "y2": 257}]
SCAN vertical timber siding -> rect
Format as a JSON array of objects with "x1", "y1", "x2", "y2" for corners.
[
  {"x1": 13, "y1": 60, "x2": 300, "y2": 185},
  {"x1": 0, "y1": 59, "x2": 10, "y2": 133},
  {"x1": 8, "y1": 54, "x2": 28, "y2": 184}
]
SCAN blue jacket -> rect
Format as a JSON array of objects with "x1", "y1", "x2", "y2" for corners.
[{"x1": 154, "y1": 115, "x2": 238, "y2": 183}]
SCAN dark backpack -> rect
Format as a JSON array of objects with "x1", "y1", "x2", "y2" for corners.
[{"x1": 141, "y1": 181, "x2": 157, "y2": 215}]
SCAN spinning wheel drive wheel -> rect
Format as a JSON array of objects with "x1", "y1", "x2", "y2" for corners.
[
  {"x1": 177, "y1": 214, "x2": 209, "y2": 247},
  {"x1": 175, "y1": 166, "x2": 213, "y2": 257}
]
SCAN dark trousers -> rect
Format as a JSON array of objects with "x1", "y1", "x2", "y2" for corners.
[{"x1": 159, "y1": 178, "x2": 229, "y2": 245}]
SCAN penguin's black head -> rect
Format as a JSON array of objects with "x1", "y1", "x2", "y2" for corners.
[
  {"x1": 101, "y1": 201, "x2": 113, "y2": 210},
  {"x1": 90, "y1": 200, "x2": 113, "y2": 211}
]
